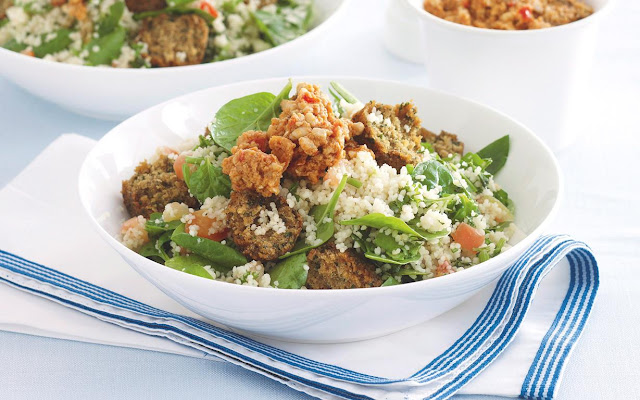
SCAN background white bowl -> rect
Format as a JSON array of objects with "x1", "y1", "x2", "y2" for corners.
[
  {"x1": 386, "y1": 0, "x2": 612, "y2": 152},
  {"x1": 78, "y1": 77, "x2": 561, "y2": 343},
  {"x1": 0, "y1": 0, "x2": 346, "y2": 120}
]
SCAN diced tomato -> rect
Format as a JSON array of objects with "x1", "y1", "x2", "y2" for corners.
[
  {"x1": 436, "y1": 260, "x2": 453, "y2": 277},
  {"x1": 173, "y1": 151, "x2": 196, "y2": 181},
  {"x1": 518, "y1": 6, "x2": 532, "y2": 20},
  {"x1": 200, "y1": 1, "x2": 218, "y2": 18},
  {"x1": 185, "y1": 210, "x2": 229, "y2": 242},
  {"x1": 451, "y1": 222, "x2": 485, "y2": 255},
  {"x1": 301, "y1": 92, "x2": 319, "y2": 104},
  {"x1": 121, "y1": 216, "x2": 149, "y2": 246}
]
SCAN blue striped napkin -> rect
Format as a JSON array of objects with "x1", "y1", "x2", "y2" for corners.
[{"x1": 0, "y1": 234, "x2": 598, "y2": 400}]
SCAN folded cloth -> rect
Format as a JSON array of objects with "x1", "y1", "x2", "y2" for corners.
[{"x1": 0, "y1": 135, "x2": 599, "y2": 400}]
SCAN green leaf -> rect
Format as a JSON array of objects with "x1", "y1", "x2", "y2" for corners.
[
  {"x1": 493, "y1": 189, "x2": 515, "y2": 214},
  {"x1": 0, "y1": 19, "x2": 9, "y2": 29},
  {"x1": 97, "y1": 1, "x2": 125, "y2": 37},
  {"x1": 364, "y1": 252, "x2": 421, "y2": 266},
  {"x1": 412, "y1": 159, "x2": 455, "y2": 194},
  {"x1": 270, "y1": 253, "x2": 308, "y2": 289},
  {"x1": 381, "y1": 276, "x2": 400, "y2": 286},
  {"x1": 251, "y1": 2, "x2": 312, "y2": 46},
  {"x1": 340, "y1": 213, "x2": 446, "y2": 241},
  {"x1": 182, "y1": 158, "x2": 231, "y2": 203},
  {"x1": 2, "y1": 39, "x2": 27, "y2": 52},
  {"x1": 209, "y1": 79, "x2": 292, "y2": 152},
  {"x1": 33, "y1": 28, "x2": 73, "y2": 58},
  {"x1": 396, "y1": 269, "x2": 432, "y2": 276},
  {"x1": 461, "y1": 152, "x2": 492, "y2": 171},
  {"x1": 329, "y1": 81, "x2": 359, "y2": 105},
  {"x1": 85, "y1": 26, "x2": 126, "y2": 66},
  {"x1": 165, "y1": 255, "x2": 215, "y2": 279},
  {"x1": 346, "y1": 177, "x2": 362, "y2": 188},
  {"x1": 477, "y1": 135, "x2": 510, "y2": 175},
  {"x1": 280, "y1": 175, "x2": 348, "y2": 258},
  {"x1": 451, "y1": 193, "x2": 479, "y2": 224},
  {"x1": 139, "y1": 230, "x2": 172, "y2": 261},
  {"x1": 145, "y1": 213, "x2": 182, "y2": 236},
  {"x1": 372, "y1": 232, "x2": 423, "y2": 264},
  {"x1": 171, "y1": 224, "x2": 246, "y2": 271}
]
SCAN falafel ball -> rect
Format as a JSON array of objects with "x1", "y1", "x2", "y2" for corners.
[
  {"x1": 124, "y1": 0, "x2": 166, "y2": 13},
  {"x1": 226, "y1": 191, "x2": 303, "y2": 261},
  {"x1": 137, "y1": 13, "x2": 209, "y2": 67},
  {"x1": 122, "y1": 155, "x2": 198, "y2": 218},
  {"x1": 351, "y1": 101, "x2": 424, "y2": 171},
  {"x1": 306, "y1": 243, "x2": 382, "y2": 289}
]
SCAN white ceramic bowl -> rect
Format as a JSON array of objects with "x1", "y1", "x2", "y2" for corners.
[
  {"x1": 0, "y1": 0, "x2": 346, "y2": 120},
  {"x1": 78, "y1": 77, "x2": 561, "y2": 343},
  {"x1": 387, "y1": 0, "x2": 613, "y2": 152}
]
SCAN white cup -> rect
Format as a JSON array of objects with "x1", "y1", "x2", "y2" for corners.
[{"x1": 386, "y1": 0, "x2": 613, "y2": 152}]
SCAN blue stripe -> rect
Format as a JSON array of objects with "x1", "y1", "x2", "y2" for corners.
[
  {"x1": 526, "y1": 247, "x2": 586, "y2": 397},
  {"x1": 0, "y1": 234, "x2": 599, "y2": 400},
  {"x1": 0, "y1": 273, "x2": 373, "y2": 400},
  {"x1": 0, "y1": 252, "x2": 389, "y2": 384},
  {"x1": 426, "y1": 239, "x2": 594, "y2": 399},
  {"x1": 520, "y1": 247, "x2": 599, "y2": 400},
  {"x1": 412, "y1": 235, "x2": 558, "y2": 381}
]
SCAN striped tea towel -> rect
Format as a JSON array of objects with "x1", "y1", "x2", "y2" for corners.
[{"x1": 0, "y1": 135, "x2": 599, "y2": 400}]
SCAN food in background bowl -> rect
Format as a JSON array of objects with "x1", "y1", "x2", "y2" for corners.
[
  {"x1": 119, "y1": 80, "x2": 519, "y2": 289},
  {"x1": 422, "y1": 0, "x2": 593, "y2": 30},
  {"x1": 0, "y1": 0, "x2": 312, "y2": 67}
]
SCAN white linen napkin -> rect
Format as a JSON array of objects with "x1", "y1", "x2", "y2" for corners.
[{"x1": 0, "y1": 135, "x2": 597, "y2": 399}]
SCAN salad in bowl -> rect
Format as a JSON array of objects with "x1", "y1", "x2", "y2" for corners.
[
  {"x1": 79, "y1": 77, "x2": 559, "y2": 341},
  {"x1": 119, "y1": 80, "x2": 518, "y2": 290}
]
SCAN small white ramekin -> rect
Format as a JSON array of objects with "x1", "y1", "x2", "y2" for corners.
[{"x1": 386, "y1": 0, "x2": 613, "y2": 152}]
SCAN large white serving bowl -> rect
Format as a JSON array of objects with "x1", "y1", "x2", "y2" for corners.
[
  {"x1": 0, "y1": 0, "x2": 346, "y2": 120},
  {"x1": 78, "y1": 77, "x2": 561, "y2": 343}
]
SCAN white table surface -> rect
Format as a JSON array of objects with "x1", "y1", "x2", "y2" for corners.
[{"x1": 1, "y1": 0, "x2": 639, "y2": 398}]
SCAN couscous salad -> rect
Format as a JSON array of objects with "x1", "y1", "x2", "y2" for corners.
[
  {"x1": 0, "y1": 0, "x2": 312, "y2": 67},
  {"x1": 120, "y1": 80, "x2": 518, "y2": 289}
]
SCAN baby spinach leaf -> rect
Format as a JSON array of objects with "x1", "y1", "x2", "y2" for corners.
[
  {"x1": 33, "y1": 28, "x2": 73, "y2": 58},
  {"x1": 371, "y1": 232, "x2": 423, "y2": 264},
  {"x1": 171, "y1": 224, "x2": 246, "y2": 270},
  {"x1": 450, "y1": 193, "x2": 479, "y2": 224},
  {"x1": 2, "y1": 39, "x2": 27, "y2": 52},
  {"x1": 209, "y1": 79, "x2": 292, "y2": 152},
  {"x1": 145, "y1": 213, "x2": 182, "y2": 236},
  {"x1": 493, "y1": 189, "x2": 515, "y2": 214},
  {"x1": 251, "y1": 2, "x2": 312, "y2": 46},
  {"x1": 477, "y1": 135, "x2": 510, "y2": 175},
  {"x1": 139, "y1": 230, "x2": 173, "y2": 261},
  {"x1": 381, "y1": 276, "x2": 400, "y2": 286},
  {"x1": 280, "y1": 174, "x2": 348, "y2": 258},
  {"x1": 182, "y1": 158, "x2": 231, "y2": 203},
  {"x1": 412, "y1": 160, "x2": 455, "y2": 194},
  {"x1": 85, "y1": 26, "x2": 126, "y2": 66},
  {"x1": 97, "y1": 1, "x2": 125, "y2": 37},
  {"x1": 165, "y1": 254, "x2": 215, "y2": 279},
  {"x1": 329, "y1": 81, "x2": 359, "y2": 105},
  {"x1": 346, "y1": 177, "x2": 362, "y2": 188},
  {"x1": 396, "y1": 269, "x2": 432, "y2": 276},
  {"x1": 269, "y1": 253, "x2": 308, "y2": 289},
  {"x1": 364, "y1": 252, "x2": 421, "y2": 266},
  {"x1": 461, "y1": 152, "x2": 492, "y2": 171},
  {"x1": 341, "y1": 213, "x2": 444, "y2": 241}
]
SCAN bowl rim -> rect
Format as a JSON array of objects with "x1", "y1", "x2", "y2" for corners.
[
  {"x1": 0, "y1": 0, "x2": 349, "y2": 73},
  {"x1": 404, "y1": 0, "x2": 615, "y2": 36},
  {"x1": 78, "y1": 75, "x2": 563, "y2": 298}
]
